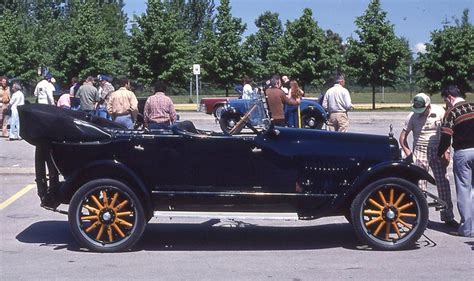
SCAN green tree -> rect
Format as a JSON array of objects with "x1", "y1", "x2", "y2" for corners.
[
  {"x1": 200, "y1": 0, "x2": 246, "y2": 96},
  {"x1": 0, "y1": 7, "x2": 40, "y2": 83},
  {"x1": 345, "y1": 0, "x2": 410, "y2": 109},
  {"x1": 267, "y1": 8, "x2": 337, "y2": 89},
  {"x1": 53, "y1": 0, "x2": 127, "y2": 81},
  {"x1": 129, "y1": 0, "x2": 191, "y2": 86},
  {"x1": 185, "y1": 0, "x2": 215, "y2": 44},
  {"x1": 415, "y1": 9, "x2": 474, "y2": 94},
  {"x1": 242, "y1": 11, "x2": 283, "y2": 80}
]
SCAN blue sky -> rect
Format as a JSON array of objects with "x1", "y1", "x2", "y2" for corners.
[{"x1": 124, "y1": 0, "x2": 473, "y2": 53}]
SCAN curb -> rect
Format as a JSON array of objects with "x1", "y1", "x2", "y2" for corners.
[
  {"x1": 174, "y1": 103, "x2": 413, "y2": 111},
  {"x1": 175, "y1": 104, "x2": 198, "y2": 111}
]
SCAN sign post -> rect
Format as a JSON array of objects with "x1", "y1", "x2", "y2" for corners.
[{"x1": 193, "y1": 64, "x2": 201, "y2": 110}]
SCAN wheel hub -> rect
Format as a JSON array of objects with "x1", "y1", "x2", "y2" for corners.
[
  {"x1": 382, "y1": 206, "x2": 398, "y2": 222},
  {"x1": 99, "y1": 208, "x2": 116, "y2": 224},
  {"x1": 228, "y1": 120, "x2": 236, "y2": 127},
  {"x1": 307, "y1": 118, "x2": 315, "y2": 127}
]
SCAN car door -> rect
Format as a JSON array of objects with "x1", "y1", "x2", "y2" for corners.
[{"x1": 132, "y1": 133, "x2": 260, "y2": 190}]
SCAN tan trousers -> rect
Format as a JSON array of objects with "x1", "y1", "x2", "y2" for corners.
[
  {"x1": 1, "y1": 104, "x2": 9, "y2": 137},
  {"x1": 328, "y1": 112, "x2": 349, "y2": 132}
]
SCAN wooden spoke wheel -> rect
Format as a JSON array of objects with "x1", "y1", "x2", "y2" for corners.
[
  {"x1": 351, "y1": 178, "x2": 428, "y2": 250},
  {"x1": 69, "y1": 179, "x2": 146, "y2": 252}
]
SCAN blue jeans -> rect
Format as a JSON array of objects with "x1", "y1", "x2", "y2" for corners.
[
  {"x1": 9, "y1": 108, "x2": 20, "y2": 139},
  {"x1": 114, "y1": 115, "x2": 134, "y2": 129},
  {"x1": 285, "y1": 105, "x2": 299, "y2": 127},
  {"x1": 453, "y1": 148, "x2": 474, "y2": 237},
  {"x1": 96, "y1": 105, "x2": 111, "y2": 120}
]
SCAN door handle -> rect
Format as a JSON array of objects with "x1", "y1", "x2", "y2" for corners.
[
  {"x1": 251, "y1": 147, "x2": 262, "y2": 153},
  {"x1": 134, "y1": 145, "x2": 145, "y2": 151}
]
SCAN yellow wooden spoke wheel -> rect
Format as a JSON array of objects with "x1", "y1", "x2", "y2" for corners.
[
  {"x1": 351, "y1": 178, "x2": 428, "y2": 250},
  {"x1": 69, "y1": 179, "x2": 146, "y2": 252}
]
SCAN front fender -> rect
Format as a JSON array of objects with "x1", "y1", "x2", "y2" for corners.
[
  {"x1": 59, "y1": 160, "x2": 152, "y2": 217},
  {"x1": 334, "y1": 161, "x2": 435, "y2": 208}
]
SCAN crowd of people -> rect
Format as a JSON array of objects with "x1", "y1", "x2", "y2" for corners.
[
  {"x1": 24, "y1": 74, "x2": 177, "y2": 130},
  {"x1": 1, "y1": 72, "x2": 472, "y2": 237}
]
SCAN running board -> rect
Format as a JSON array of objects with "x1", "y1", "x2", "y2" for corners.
[{"x1": 154, "y1": 211, "x2": 299, "y2": 221}]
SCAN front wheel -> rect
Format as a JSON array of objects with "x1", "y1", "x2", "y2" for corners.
[
  {"x1": 68, "y1": 179, "x2": 146, "y2": 252},
  {"x1": 213, "y1": 105, "x2": 225, "y2": 119},
  {"x1": 351, "y1": 178, "x2": 428, "y2": 250}
]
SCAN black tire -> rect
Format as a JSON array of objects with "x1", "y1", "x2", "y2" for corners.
[
  {"x1": 68, "y1": 179, "x2": 146, "y2": 252},
  {"x1": 219, "y1": 115, "x2": 242, "y2": 134},
  {"x1": 344, "y1": 209, "x2": 353, "y2": 224},
  {"x1": 351, "y1": 178, "x2": 428, "y2": 250},
  {"x1": 302, "y1": 113, "x2": 324, "y2": 129},
  {"x1": 213, "y1": 104, "x2": 225, "y2": 119}
]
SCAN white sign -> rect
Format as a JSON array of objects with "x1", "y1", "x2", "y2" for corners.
[{"x1": 193, "y1": 64, "x2": 201, "y2": 75}]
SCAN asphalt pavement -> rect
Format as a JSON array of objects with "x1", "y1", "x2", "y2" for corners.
[{"x1": 0, "y1": 111, "x2": 472, "y2": 280}]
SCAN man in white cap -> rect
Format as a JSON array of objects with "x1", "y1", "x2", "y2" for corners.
[{"x1": 399, "y1": 93, "x2": 458, "y2": 228}]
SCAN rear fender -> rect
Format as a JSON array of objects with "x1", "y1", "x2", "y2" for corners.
[
  {"x1": 60, "y1": 160, "x2": 152, "y2": 218},
  {"x1": 335, "y1": 161, "x2": 435, "y2": 209},
  {"x1": 220, "y1": 106, "x2": 243, "y2": 120},
  {"x1": 301, "y1": 103, "x2": 328, "y2": 121}
]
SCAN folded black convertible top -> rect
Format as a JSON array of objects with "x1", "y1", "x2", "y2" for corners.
[{"x1": 18, "y1": 104, "x2": 125, "y2": 145}]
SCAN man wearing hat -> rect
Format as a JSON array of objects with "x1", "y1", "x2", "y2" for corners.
[
  {"x1": 399, "y1": 93, "x2": 458, "y2": 228},
  {"x1": 97, "y1": 75, "x2": 115, "y2": 119}
]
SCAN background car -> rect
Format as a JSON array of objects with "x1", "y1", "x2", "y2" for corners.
[
  {"x1": 219, "y1": 96, "x2": 328, "y2": 134},
  {"x1": 198, "y1": 97, "x2": 237, "y2": 119}
]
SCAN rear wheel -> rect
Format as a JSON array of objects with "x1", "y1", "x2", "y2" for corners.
[
  {"x1": 68, "y1": 179, "x2": 146, "y2": 252},
  {"x1": 351, "y1": 178, "x2": 428, "y2": 250},
  {"x1": 302, "y1": 113, "x2": 324, "y2": 129},
  {"x1": 219, "y1": 115, "x2": 242, "y2": 134}
]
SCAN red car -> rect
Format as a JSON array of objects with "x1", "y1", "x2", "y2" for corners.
[{"x1": 198, "y1": 97, "x2": 238, "y2": 119}]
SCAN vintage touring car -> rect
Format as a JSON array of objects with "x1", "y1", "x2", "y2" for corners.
[{"x1": 19, "y1": 104, "x2": 439, "y2": 252}]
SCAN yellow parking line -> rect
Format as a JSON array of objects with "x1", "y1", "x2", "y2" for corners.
[{"x1": 0, "y1": 184, "x2": 36, "y2": 210}]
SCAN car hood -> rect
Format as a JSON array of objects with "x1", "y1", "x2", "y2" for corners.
[{"x1": 255, "y1": 126, "x2": 393, "y2": 162}]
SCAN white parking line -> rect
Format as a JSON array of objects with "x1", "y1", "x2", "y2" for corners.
[{"x1": 0, "y1": 184, "x2": 35, "y2": 210}]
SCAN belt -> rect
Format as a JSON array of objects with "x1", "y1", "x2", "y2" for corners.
[{"x1": 113, "y1": 111, "x2": 131, "y2": 117}]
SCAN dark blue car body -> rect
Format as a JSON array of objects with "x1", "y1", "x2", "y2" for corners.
[
  {"x1": 219, "y1": 97, "x2": 328, "y2": 134},
  {"x1": 18, "y1": 104, "x2": 435, "y2": 252}
]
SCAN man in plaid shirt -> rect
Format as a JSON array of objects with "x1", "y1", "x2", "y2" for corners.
[
  {"x1": 144, "y1": 80, "x2": 177, "y2": 129},
  {"x1": 399, "y1": 93, "x2": 458, "y2": 228}
]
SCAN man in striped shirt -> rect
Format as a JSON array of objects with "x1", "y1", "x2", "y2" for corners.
[
  {"x1": 144, "y1": 80, "x2": 177, "y2": 129},
  {"x1": 438, "y1": 85, "x2": 474, "y2": 237}
]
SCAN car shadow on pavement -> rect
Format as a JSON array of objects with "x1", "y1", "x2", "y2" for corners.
[
  {"x1": 16, "y1": 220, "x2": 434, "y2": 252},
  {"x1": 15, "y1": 220, "x2": 79, "y2": 251},
  {"x1": 136, "y1": 221, "x2": 360, "y2": 251}
]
